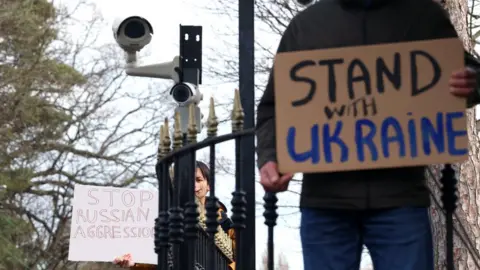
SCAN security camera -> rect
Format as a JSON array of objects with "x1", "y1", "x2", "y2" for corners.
[
  {"x1": 170, "y1": 82, "x2": 203, "y2": 106},
  {"x1": 112, "y1": 18, "x2": 179, "y2": 81},
  {"x1": 112, "y1": 16, "x2": 153, "y2": 53}
]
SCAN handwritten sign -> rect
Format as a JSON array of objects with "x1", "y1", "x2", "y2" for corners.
[
  {"x1": 68, "y1": 184, "x2": 158, "y2": 264},
  {"x1": 274, "y1": 38, "x2": 468, "y2": 173}
]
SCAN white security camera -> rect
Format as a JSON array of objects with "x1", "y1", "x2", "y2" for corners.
[
  {"x1": 170, "y1": 82, "x2": 203, "y2": 106},
  {"x1": 112, "y1": 16, "x2": 153, "y2": 53},
  {"x1": 112, "y1": 16, "x2": 181, "y2": 82}
]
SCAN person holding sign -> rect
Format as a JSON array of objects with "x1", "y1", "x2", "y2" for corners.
[
  {"x1": 112, "y1": 161, "x2": 236, "y2": 270},
  {"x1": 256, "y1": 0, "x2": 480, "y2": 270}
]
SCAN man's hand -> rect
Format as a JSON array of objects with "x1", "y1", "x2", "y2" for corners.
[
  {"x1": 450, "y1": 67, "x2": 477, "y2": 97},
  {"x1": 259, "y1": 161, "x2": 294, "y2": 192}
]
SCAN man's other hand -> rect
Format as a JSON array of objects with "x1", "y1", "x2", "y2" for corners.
[
  {"x1": 450, "y1": 67, "x2": 477, "y2": 97},
  {"x1": 260, "y1": 161, "x2": 294, "y2": 192}
]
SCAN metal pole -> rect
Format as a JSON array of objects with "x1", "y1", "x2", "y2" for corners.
[{"x1": 238, "y1": 0, "x2": 255, "y2": 269}]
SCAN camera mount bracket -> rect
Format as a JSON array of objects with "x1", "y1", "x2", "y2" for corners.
[{"x1": 175, "y1": 25, "x2": 203, "y2": 134}]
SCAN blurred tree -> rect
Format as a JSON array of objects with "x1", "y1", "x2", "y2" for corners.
[
  {"x1": 0, "y1": 1, "x2": 82, "y2": 268},
  {"x1": 427, "y1": 1, "x2": 480, "y2": 269}
]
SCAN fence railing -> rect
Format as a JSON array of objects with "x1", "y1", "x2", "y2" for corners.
[{"x1": 154, "y1": 90, "x2": 254, "y2": 270}]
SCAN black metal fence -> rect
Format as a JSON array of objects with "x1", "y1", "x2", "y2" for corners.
[{"x1": 154, "y1": 92, "x2": 253, "y2": 270}]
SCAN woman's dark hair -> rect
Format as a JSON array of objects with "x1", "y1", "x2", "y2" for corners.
[
  {"x1": 196, "y1": 161, "x2": 229, "y2": 212},
  {"x1": 196, "y1": 161, "x2": 210, "y2": 183}
]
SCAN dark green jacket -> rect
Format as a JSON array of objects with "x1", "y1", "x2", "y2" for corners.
[{"x1": 256, "y1": 0, "x2": 480, "y2": 209}]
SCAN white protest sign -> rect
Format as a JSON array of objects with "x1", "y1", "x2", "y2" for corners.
[{"x1": 68, "y1": 184, "x2": 158, "y2": 264}]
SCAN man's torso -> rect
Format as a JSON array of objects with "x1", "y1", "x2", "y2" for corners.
[{"x1": 290, "y1": 0, "x2": 456, "y2": 209}]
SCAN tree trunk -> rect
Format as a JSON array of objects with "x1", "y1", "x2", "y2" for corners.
[{"x1": 428, "y1": 1, "x2": 480, "y2": 269}]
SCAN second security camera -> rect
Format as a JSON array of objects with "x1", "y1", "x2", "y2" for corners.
[
  {"x1": 112, "y1": 16, "x2": 153, "y2": 52},
  {"x1": 170, "y1": 82, "x2": 203, "y2": 106}
]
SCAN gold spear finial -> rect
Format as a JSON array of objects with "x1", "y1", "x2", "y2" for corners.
[
  {"x1": 162, "y1": 117, "x2": 171, "y2": 153},
  {"x1": 231, "y1": 89, "x2": 244, "y2": 132},
  {"x1": 163, "y1": 117, "x2": 172, "y2": 152},
  {"x1": 172, "y1": 111, "x2": 183, "y2": 150},
  {"x1": 187, "y1": 103, "x2": 198, "y2": 143},
  {"x1": 157, "y1": 125, "x2": 165, "y2": 160},
  {"x1": 207, "y1": 96, "x2": 218, "y2": 137}
]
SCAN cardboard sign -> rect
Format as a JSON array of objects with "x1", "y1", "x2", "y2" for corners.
[
  {"x1": 274, "y1": 38, "x2": 468, "y2": 173},
  {"x1": 68, "y1": 184, "x2": 158, "y2": 264}
]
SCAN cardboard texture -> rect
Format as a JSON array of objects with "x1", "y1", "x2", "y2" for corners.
[{"x1": 274, "y1": 38, "x2": 468, "y2": 173}]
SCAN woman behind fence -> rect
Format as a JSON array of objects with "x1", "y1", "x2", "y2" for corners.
[{"x1": 113, "y1": 161, "x2": 236, "y2": 270}]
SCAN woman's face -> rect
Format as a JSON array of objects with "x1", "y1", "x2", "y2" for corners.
[{"x1": 195, "y1": 168, "x2": 209, "y2": 199}]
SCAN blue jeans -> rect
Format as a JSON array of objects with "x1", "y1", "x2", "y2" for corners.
[{"x1": 300, "y1": 207, "x2": 433, "y2": 270}]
